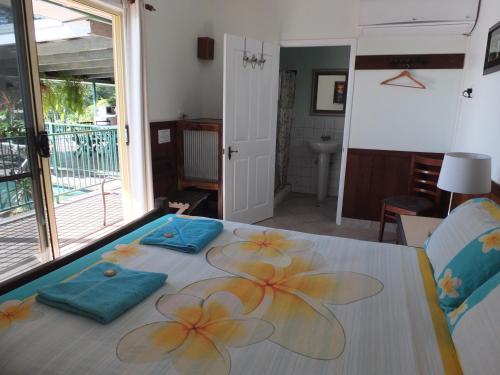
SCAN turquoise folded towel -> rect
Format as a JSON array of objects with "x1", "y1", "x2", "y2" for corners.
[
  {"x1": 140, "y1": 216, "x2": 223, "y2": 254},
  {"x1": 36, "y1": 263, "x2": 166, "y2": 324}
]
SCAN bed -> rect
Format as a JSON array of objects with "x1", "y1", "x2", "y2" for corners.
[{"x1": 0, "y1": 198, "x2": 498, "y2": 375}]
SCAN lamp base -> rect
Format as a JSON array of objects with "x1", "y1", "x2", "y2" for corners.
[{"x1": 447, "y1": 192, "x2": 454, "y2": 216}]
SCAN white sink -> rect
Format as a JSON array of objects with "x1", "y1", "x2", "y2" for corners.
[
  {"x1": 307, "y1": 140, "x2": 340, "y2": 201},
  {"x1": 307, "y1": 140, "x2": 339, "y2": 154}
]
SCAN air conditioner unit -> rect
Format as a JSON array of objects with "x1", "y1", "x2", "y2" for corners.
[{"x1": 358, "y1": 0, "x2": 479, "y2": 35}]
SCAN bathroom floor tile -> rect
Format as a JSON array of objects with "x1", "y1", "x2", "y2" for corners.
[{"x1": 256, "y1": 193, "x2": 397, "y2": 243}]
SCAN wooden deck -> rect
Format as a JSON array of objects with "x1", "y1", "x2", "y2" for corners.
[{"x1": 0, "y1": 184, "x2": 123, "y2": 282}]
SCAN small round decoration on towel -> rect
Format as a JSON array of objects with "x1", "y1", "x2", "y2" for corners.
[
  {"x1": 104, "y1": 269, "x2": 117, "y2": 277},
  {"x1": 163, "y1": 232, "x2": 175, "y2": 238}
]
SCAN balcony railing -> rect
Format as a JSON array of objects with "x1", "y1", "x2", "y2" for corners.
[{"x1": 0, "y1": 124, "x2": 120, "y2": 213}]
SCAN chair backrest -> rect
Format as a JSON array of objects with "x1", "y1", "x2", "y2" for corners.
[{"x1": 410, "y1": 154, "x2": 443, "y2": 204}]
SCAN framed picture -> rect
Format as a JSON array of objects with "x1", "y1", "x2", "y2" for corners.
[
  {"x1": 484, "y1": 21, "x2": 500, "y2": 75},
  {"x1": 311, "y1": 69, "x2": 348, "y2": 116}
]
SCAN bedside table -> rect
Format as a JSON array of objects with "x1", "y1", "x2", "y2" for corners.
[{"x1": 397, "y1": 215, "x2": 443, "y2": 247}]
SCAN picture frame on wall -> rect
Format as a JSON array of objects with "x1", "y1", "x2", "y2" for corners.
[
  {"x1": 484, "y1": 21, "x2": 500, "y2": 75},
  {"x1": 311, "y1": 69, "x2": 348, "y2": 116}
]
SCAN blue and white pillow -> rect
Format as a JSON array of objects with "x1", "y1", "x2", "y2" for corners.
[
  {"x1": 425, "y1": 198, "x2": 500, "y2": 281},
  {"x1": 436, "y1": 227, "x2": 500, "y2": 312},
  {"x1": 448, "y1": 272, "x2": 500, "y2": 375}
]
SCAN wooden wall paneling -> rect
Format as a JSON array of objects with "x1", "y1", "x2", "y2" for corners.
[
  {"x1": 150, "y1": 121, "x2": 178, "y2": 198},
  {"x1": 452, "y1": 180, "x2": 500, "y2": 207},
  {"x1": 355, "y1": 54, "x2": 466, "y2": 70},
  {"x1": 343, "y1": 149, "x2": 444, "y2": 221}
]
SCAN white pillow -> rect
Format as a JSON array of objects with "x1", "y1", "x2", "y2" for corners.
[
  {"x1": 449, "y1": 272, "x2": 500, "y2": 375},
  {"x1": 425, "y1": 198, "x2": 500, "y2": 280}
]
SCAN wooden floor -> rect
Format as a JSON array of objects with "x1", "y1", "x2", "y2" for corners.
[{"x1": 0, "y1": 185, "x2": 123, "y2": 282}]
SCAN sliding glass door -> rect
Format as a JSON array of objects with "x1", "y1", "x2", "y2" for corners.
[
  {"x1": 0, "y1": 0, "x2": 52, "y2": 281},
  {"x1": 0, "y1": 0, "x2": 130, "y2": 283},
  {"x1": 29, "y1": 0, "x2": 131, "y2": 256}
]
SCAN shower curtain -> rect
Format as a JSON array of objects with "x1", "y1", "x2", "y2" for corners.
[{"x1": 275, "y1": 70, "x2": 297, "y2": 193}]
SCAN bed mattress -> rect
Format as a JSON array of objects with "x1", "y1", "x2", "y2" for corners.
[{"x1": 0, "y1": 215, "x2": 460, "y2": 375}]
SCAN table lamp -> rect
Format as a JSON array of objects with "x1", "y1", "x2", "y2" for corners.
[{"x1": 437, "y1": 152, "x2": 492, "y2": 215}]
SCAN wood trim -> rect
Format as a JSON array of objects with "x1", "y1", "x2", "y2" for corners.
[
  {"x1": 176, "y1": 119, "x2": 223, "y2": 218},
  {"x1": 492, "y1": 181, "x2": 500, "y2": 204},
  {"x1": 355, "y1": 54, "x2": 465, "y2": 70},
  {"x1": 150, "y1": 121, "x2": 178, "y2": 199},
  {"x1": 0, "y1": 209, "x2": 167, "y2": 296}
]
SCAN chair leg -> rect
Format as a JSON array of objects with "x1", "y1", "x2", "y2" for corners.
[{"x1": 378, "y1": 204, "x2": 386, "y2": 242}]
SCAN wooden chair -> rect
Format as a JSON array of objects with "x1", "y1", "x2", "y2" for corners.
[{"x1": 378, "y1": 154, "x2": 443, "y2": 242}]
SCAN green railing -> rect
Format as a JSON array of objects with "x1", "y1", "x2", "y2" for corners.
[{"x1": 0, "y1": 124, "x2": 120, "y2": 213}]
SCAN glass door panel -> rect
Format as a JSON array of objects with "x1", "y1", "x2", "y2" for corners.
[
  {"x1": 31, "y1": 0, "x2": 129, "y2": 255},
  {"x1": 0, "y1": 0, "x2": 51, "y2": 282}
]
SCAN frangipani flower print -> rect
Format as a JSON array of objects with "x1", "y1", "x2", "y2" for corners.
[
  {"x1": 438, "y1": 269, "x2": 461, "y2": 299},
  {"x1": 117, "y1": 292, "x2": 273, "y2": 375},
  {"x1": 480, "y1": 201, "x2": 500, "y2": 221},
  {"x1": 101, "y1": 244, "x2": 141, "y2": 263},
  {"x1": 180, "y1": 247, "x2": 383, "y2": 359},
  {"x1": 221, "y1": 228, "x2": 314, "y2": 267},
  {"x1": 448, "y1": 302, "x2": 468, "y2": 326},
  {"x1": 478, "y1": 229, "x2": 500, "y2": 253},
  {"x1": 0, "y1": 299, "x2": 42, "y2": 332}
]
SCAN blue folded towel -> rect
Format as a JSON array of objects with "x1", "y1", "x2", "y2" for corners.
[
  {"x1": 140, "y1": 216, "x2": 223, "y2": 254},
  {"x1": 36, "y1": 263, "x2": 166, "y2": 324}
]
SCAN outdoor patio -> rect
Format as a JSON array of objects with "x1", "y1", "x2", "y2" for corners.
[{"x1": 0, "y1": 184, "x2": 123, "y2": 282}]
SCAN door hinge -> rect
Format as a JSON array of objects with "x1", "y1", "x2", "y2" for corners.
[{"x1": 37, "y1": 131, "x2": 50, "y2": 158}]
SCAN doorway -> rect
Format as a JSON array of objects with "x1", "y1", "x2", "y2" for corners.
[{"x1": 258, "y1": 40, "x2": 357, "y2": 233}]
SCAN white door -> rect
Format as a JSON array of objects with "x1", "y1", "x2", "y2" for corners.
[{"x1": 223, "y1": 34, "x2": 280, "y2": 224}]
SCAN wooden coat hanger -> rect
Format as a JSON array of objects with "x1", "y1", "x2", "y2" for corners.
[{"x1": 380, "y1": 69, "x2": 426, "y2": 89}]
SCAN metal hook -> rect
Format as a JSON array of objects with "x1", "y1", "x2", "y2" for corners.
[
  {"x1": 250, "y1": 54, "x2": 258, "y2": 69},
  {"x1": 258, "y1": 42, "x2": 266, "y2": 70},
  {"x1": 243, "y1": 38, "x2": 249, "y2": 68}
]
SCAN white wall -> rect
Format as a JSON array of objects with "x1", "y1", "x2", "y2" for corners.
[
  {"x1": 274, "y1": 1, "x2": 469, "y2": 153},
  {"x1": 144, "y1": 1, "x2": 476, "y2": 159},
  {"x1": 453, "y1": 0, "x2": 500, "y2": 183},
  {"x1": 199, "y1": 0, "x2": 282, "y2": 118},
  {"x1": 144, "y1": 0, "x2": 213, "y2": 122},
  {"x1": 144, "y1": 0, "x2": 281, "y2": 121},
  {"x1": 349, "y1": 35, "x2": 467, "y2": 152},
  {"x1": 277, "y1": 0, "x2": 358, "y2": 41}
]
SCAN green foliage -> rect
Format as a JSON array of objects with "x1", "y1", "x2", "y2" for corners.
[
  {"x1": 0, "y1": 89, "x2": 25, "y2": 138},
  {"x1": 40, "y1": 78, "x2": 116, "y2": 124},
  {"x1": 40, "y1": 78, "x2": 89, "y2": 123}
]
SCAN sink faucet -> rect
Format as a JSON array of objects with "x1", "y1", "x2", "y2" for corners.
[{"x1": 320, "y1": 135, "x2": 331, "y2": 142}]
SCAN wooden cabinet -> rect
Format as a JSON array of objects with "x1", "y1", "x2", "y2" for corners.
[{"x1": 176, "y1": 119, "x2": 223, "y2": 218}]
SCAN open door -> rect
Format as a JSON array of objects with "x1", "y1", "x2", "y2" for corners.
[{"x1": 223, "y1": 34, "x2": 279, "y2": 224}]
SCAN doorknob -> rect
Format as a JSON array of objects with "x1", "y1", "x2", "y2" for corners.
[{"x1": 228, "y1": 146, "x2": 238, "y2": 160}]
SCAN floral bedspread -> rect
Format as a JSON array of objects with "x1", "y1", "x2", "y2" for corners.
[{"x1": 0, "y1": 215, "x2": 448, "y2": 375}]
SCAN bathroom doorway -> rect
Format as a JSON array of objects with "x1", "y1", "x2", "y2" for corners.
[{"x1": 264, "y1": 40, "x2": 356, "y2": 233}]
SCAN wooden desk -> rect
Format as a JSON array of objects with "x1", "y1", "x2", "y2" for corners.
[{"x1": 397, "y1": 215, "x2": 443, "y2": 247}]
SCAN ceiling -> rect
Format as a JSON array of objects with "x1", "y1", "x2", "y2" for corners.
[{"x1": 0, "y1": 0, "x2": 114, "y2": 83}]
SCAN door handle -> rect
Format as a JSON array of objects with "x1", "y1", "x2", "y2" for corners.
[
  {"x1": 228, "y1": 146, "x2": 238, "y2": 160},
  {"x1": 37, "y1": 131, "x2": 50, "y2": 158}
]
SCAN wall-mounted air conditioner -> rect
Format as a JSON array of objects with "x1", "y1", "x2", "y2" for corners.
[{"x1": 358, "y1": 0, "x2": 479, "y2": 35}]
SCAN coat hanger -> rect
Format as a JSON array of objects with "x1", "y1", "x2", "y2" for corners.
[{"x1": 380, "y1": 67, "x2": 426, "y2": 89}]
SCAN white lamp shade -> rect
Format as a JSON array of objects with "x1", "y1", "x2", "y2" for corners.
[{"x1": 437, "y1": 152, "x2": 492, "y2": 194}]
